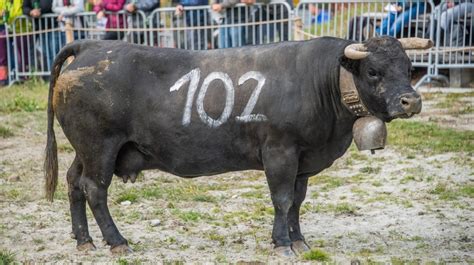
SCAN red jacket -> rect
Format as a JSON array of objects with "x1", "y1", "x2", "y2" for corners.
[{"x1": 94, "y1": 0, "x2": 126, "y2": 29}]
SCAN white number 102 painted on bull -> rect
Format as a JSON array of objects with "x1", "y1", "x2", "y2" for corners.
[{"x1": 170, "y1": 68, "x2": 267, "y2": 128}]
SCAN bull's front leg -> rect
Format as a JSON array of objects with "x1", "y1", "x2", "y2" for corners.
[
  {"x1": 263, "y1": 145, "x2": 298, "y2": 257},
  {"x1": 288, "y1": 176, "x2": 311, "y2": 254}
]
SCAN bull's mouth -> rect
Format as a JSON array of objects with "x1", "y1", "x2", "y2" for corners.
[
  {"x1": 395, "y1": 112, "x2": 415, "y2": 119},
  {"x1": 380, "y1": 111, "x2": 415, "y2": 122}
]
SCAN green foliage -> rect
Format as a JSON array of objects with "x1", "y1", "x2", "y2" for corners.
[
  {"x1": 302, "y1": 249, "x2": 331, "y2": 262},
  {"x1": 388, "y1": 120, "x2": 474, "y2": 153},
  {"x1": 0, "y1": 249, "x2": 16, "y2": 265}
]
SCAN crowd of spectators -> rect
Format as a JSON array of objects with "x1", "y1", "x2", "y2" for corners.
[{"x1": 0, "y1": 0, "x2": 472, "y2": 86}]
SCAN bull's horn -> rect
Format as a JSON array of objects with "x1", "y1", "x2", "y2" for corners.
[
  {"x1": 344, "y1": 43, "x2": 369, "y2": 60},
  {"x1": 398, "y1": 38, "x2": 433, "y2": 50}
]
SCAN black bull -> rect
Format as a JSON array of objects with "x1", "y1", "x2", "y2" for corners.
[{"x1": 45, "y1": 36, "x2": 426, "y2": 255}]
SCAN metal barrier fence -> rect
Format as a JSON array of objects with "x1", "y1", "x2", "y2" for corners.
[
  {"x1": 427, "y1": 0, "x2": 473, "y2": 87},
  {"x1": 147, "y1": 2, "x2": 292, "y2": 49},
  {"x1": 2, "y1": 0, "x2": 473, "y2": 87},
  {"x1": 4, "y1": 11, "x2": 148, "y2": 83}
]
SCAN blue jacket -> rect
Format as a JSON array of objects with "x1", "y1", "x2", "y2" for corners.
[
  {"x1": 179, "y1": 0, "x2": 208, "y2": 26},
  {"x1": 180, "y1": 0, "x2": 208, "y2": 6}
]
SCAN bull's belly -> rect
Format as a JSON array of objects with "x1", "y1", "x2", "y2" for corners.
[{"x1": 114, "y1": 138, "x2": 263, "y2": 178}]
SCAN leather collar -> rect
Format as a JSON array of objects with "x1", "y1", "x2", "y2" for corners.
[{"x1": 339, "y1": 67, "x2": 371, "y2": 116}]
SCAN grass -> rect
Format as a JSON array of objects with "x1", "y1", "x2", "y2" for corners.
[
  {"x1": 112, "y1": 181, "x2": 218, "y2": 204},
  {"x1": 434, "y1": 92, "x2": 474, "y2": 115},
  {"x1": 365, "y1": 194, "x2": 413, "y2": 208},
  {"x1": 207, "y1": 231, "x2": 226, "y2": 246},
  {"x1": 333, "y1": 202, "x2": 357, "y2": 215},
  {"x1": 387, "y1": 120, "x2": 474, "y2": 153},
  {"x1": 313, "y1": 202, "x2": 358, "y2": 215},
  {"x1": 359, "y1": 166, "x2": 381, "y2": 174},
  {"x1": 241, "y1": 190, "x2": 265, "y2": 199},
  {"x1": 0, "y1": 249, "x2": 16, "y2": 265},
  {"x1": 309, "y1": 175, "x2": 345, "y2": 191},
  {"x1": 302, "y1": 248, "x2": 330, "y2": 262},
  {"x1": 192, "y1": 194, "x2": 217, "y2": 203},
  {"x1": 116, "y1": 192, "x2": 139, "y2": 203},
  {"x1": 117, "y1": 257, "x2": 142, "y2": 265},
  {"x1": 172, "y1": 209, "x2": 213, "y2": 222},
  {"x1": 0, "y1": 125, "x2": 14, "y2": 138},
  {"x1": 0, "y1": 81, "x2": 48, "y2": 113},
  {"x1": 430, "y1": 183, "x2": 474, "y2": 200}
]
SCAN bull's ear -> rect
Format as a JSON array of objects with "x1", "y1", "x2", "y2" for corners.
[{"x1": 339, "y1": 56, "x2": 360, "y2": 75}]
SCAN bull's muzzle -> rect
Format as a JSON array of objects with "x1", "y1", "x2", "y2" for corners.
[{"x1": 399, "y1": 92, "x2": 422, "y2": 117}]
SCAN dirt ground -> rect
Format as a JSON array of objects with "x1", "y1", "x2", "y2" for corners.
[{"x1": 0, "y1": 84, "x2": 473, "y2": 264}]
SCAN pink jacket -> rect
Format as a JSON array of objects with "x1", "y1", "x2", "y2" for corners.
[{"x1": 93, "y1": 0, "x2": 126, "y2": 29}]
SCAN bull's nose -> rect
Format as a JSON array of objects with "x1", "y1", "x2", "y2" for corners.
[{"x1": 400, "y1": 92, "x2": 422, "y2": 115}]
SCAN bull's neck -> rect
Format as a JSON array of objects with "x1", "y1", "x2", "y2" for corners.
[{"x1": 339, "y1": 67, "x2": 371, "y2": 117}]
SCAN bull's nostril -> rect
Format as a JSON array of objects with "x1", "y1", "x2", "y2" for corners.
[{"x1": 401, "y1": 98, "x2": 409, "y2": 106}]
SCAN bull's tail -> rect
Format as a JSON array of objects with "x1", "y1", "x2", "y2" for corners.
[{"x1": 45, "y1": 41, "x2": 83, "y2": 202}]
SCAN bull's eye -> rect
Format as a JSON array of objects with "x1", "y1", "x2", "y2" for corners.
[{"x1": 368, "y1": 68, "x2": 377, "y2": 78}]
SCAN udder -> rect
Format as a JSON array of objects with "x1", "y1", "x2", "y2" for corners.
[{"x1": 114, "y1": 142, "x2": 149, "y2": 183}]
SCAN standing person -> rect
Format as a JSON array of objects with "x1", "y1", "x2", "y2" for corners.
[
  {"x1": 124, "y1": 0, "x2": 159, "y2": 44},
  {"x1": 23, "y1": 0, "x2": 61, "y2": 72},
  {"x1": 268, "y1": 0, "x2": 292, "y2": 42},
  {"x1": 438, "y1": 0, "x2": 474, "y2": 46},
  {"x1": 174, "y1": 0, "x2": 209, "y2": 50},
  {"x1": 2, "y1": 0, "x2": 33, "y2": 84},
  {"x1": 376, "y1": 0, "x2": 425, "y2": 37},
  {"x1": 211, "y1": 0, "x2": 254, "y2": 48},
  {"x1": 93, "y1": 0, "x2": 126, "y2": 40},
  {"x1": 52, "y1": 0, "x2": 85, "y2": 41}
]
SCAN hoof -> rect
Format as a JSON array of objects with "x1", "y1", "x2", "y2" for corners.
[
  {"x1": 274, "y1": 246, "x2": 296, "y2": 258},
  {"x1": 291, "y1": 240, "x2": 310, "y2": 255},
  {"x1": 77, "y1": 242, "x2": 96, "y2": 252},
  {"x1": 111, "y1": 244, "x2": 133, "y2": 255}
]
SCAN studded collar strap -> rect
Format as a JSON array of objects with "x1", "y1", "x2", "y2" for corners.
[{"x1": 339, "y1": 67, "x2": 371, "y2": 117}]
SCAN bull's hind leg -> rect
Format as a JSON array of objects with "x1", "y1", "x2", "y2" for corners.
[
  {"x1": 79, "y1": 138, "x2": 131, "y2": 254},
  {"x1": 263, "y1": 145, "x2": 298, "y2": 257},
  {"x1": 288, "y1": 176, "x2": 311, "y2": 255},
  {"x1": 67, "y1": 156, "x2": 95, "y2": 251}
]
